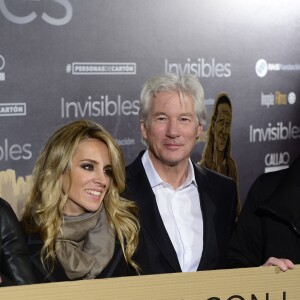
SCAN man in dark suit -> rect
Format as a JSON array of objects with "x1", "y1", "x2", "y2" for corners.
[{"x1": 123, "y1": 73, "x2": 237, "y2": 274}]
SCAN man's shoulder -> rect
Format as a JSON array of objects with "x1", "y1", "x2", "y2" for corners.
[
  {"x1": 252, "y1": 167, "x2": 288, "y2": 191},
  {"x1": 126, "y1": 151, "x2": 145, "y2": 175},
  {"x1": 194, "y1": 162, "x2": 235, "y2": 185}
]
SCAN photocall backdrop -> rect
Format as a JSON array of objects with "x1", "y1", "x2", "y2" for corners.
[{"x1": 0, "y1": 0, "x2": 299, "y2": 217}]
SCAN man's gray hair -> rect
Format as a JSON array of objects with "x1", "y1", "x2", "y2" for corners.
[{"x1": 139, "y1": 73, "x2": 206, "y2": 126}]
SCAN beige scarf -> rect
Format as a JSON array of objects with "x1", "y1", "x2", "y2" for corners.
[{"x1": 55, "y1": 205, "x2": 115, "y2": 280}]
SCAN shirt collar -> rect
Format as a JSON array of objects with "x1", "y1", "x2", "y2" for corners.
[{"x1": 142, "y1": 150, "x2": 197, "y2": 189}]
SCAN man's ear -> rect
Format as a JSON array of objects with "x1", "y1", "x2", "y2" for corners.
[
  {"x1": 196, "y1": 124, "x2": 203, "y2": 139},
  {"x1": 140, "y1": 121, "x2": 147, "y2": 140}
]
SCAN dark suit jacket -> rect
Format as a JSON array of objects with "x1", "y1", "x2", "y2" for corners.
[{"x1": 123, "y1": 151, "x2": 237, "y2": 274}]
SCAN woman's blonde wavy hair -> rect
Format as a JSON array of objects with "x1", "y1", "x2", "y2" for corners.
[{"x1": 22, "y1": 120, "x2": 140, "y2": 273}]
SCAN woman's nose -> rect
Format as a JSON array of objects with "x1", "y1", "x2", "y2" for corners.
[{"x1": 93, "y1": 171, "x2": 108, "y2": 187}]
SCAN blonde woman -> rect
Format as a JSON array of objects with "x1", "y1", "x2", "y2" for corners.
[{"x1": 22, "y1": 120, "x2": 144, "y2": 282}]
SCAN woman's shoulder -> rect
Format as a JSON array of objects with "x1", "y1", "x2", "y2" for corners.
[
  {"x1": 0, "y1": 197, "x2": 14, "y2": 214},
  {"x1": 0, "y1": 198, "x2": 21, "y2": 233}
]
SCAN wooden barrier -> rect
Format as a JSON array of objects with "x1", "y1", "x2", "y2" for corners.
[{"x1": 0, "y1": 266, "x2": 299, "y2": 299}]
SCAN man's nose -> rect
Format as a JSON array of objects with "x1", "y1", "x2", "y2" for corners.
[{"x1": 166, "y1": 119, "x2": 180, "y2": 138}]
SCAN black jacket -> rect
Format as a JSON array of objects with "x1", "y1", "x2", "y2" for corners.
[
  {"x1": 0, "y1": 198, "x2": 37, "y2": 286},
  {"x1": 228, "y1": 154, "x2": 300, "y2": 268},
  {"x1": 123, "y1": 151, "x2": 237, "y2": 274}
]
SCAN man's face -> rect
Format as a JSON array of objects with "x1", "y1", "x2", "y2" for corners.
[
  {"x1": 213, "y1": 103, "x2": 232, "y2": 152},
  {"x1": 141, "y1": 91, "x2": 202, "y2": 169}
]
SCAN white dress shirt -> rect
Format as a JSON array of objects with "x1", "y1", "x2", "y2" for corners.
[{"x1": 142, "y1": 150, "x2": 203, "y2": 272}]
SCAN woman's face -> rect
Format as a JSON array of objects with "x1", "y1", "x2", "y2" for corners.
[{"x1": 62, "y1": 138, "x2": 112, "y2": 216}]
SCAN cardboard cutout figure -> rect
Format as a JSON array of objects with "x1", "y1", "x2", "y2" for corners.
[{"x1": 199, "y1": 93, "x2": 240, "y2": 216}]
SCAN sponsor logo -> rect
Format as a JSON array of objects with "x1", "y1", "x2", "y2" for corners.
[
  {"x1": 264, "y1": 152, "x2": 290, "y2": 173},
  {"x1": 288, "y1": 92, "x2": 296, "y2": 105},
  {"x1": 0, "y1": 138, "x2": 32, "y2": 161},
  {"x1": 66, "y1": 62, "x2": 136, "y2": 75},
  {"x1": 0, "y1": 0, "x2": 72, "y2": 26},
  {"x1": 0, "y1": 54, "x2": 5, "y2": 81},
  {"x1": 164, "y1": 58, "x2": 231, "y2": 78},
  {"x1": 205, "y1": 98, "x2": 215, "y2": 106},
  {"x1": 0, "y1": 103, "x2": 26, "y2": 116},
  {"x1": 256, "y1": 59, "x2": 300, "y2": 78},
  {"x1": 61, "y1": 95, "x2": 139, "y2": 118},
  {"x1": 261, "y1": 91, "x2": 296, "y2": 107},
  {"x1": 255, "y1": 59, "x2": 268, "y2": 78},
  {"x1": 249, "y1": 122, "x2": 300, "y2": 143},
  {"x1": 116, "y1": 137, "x2": 135, "y2": 146}
]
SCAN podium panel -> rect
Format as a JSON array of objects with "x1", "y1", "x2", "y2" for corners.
[{"x1": 0, "y1": 266, "x2": 298, "y2": 299}]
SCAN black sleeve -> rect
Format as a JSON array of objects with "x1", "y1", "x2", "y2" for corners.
[
  {"x1": 227, "y1": 176, "x2": 265, "y2": 268},
  {"x1": 0, "y1": 198, "x2": 37, "y2": 285}
]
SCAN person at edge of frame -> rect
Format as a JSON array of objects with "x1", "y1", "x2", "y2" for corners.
[
  {"x1": 227, "y1": 153, "x2": 300, "y2": 273},
  {"x1": 0, "y1": 197, "x2": 37, "y2": 287}
]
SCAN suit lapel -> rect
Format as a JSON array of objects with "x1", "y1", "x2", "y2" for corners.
[
  {"x1": 126, "y1": 153, "x2": 181, "y2": 272},
  {"x1": 193, "y1": 165, "x2": 218, "y2": 270}
]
